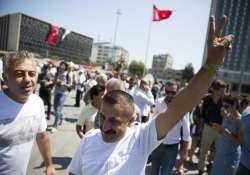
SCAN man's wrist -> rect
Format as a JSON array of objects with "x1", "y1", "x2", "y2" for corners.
[{"x1": 44, "y1": 158, "x2": 53, "y2": 167}]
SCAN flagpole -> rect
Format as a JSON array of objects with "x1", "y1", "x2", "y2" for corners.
[
  {"x1": 112, "y1": 9, "x2": 122, "y2": 62},
  {"x1": 144, "y1": 15, "x2": 153, "y2": 75}
]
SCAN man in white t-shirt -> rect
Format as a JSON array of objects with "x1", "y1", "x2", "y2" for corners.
[
  {"x1": 133, "y1": 78, "x2": 155, "y2": 123},
  {"x1": 0, "y1": 51, "x2": 56, "y2": 175},
  {"x1": 151, "y1": 81, "x2": 191, "y2": 175},
  {"x1": 76, "y1": 85, "x2": 105, "y2": 138},
  {"x1": 68, "y1": 16, "x2": 234, "y2": 175}
]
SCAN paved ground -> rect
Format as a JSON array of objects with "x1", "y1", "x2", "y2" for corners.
[
  {"x1": 27, "y1": 90, "x2": 209, "y2": 175},
  {"x1": 27, "y1": 91, "x2": 81, "y2": 175}
]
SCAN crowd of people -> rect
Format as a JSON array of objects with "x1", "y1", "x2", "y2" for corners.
[{"x1": 0, "y1": 16, "x2": 250, "y2": 175}]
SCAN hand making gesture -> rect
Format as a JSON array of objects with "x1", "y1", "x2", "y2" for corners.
[{"x1": 205, "y1": 15, "x2": 234, "y2": 69}]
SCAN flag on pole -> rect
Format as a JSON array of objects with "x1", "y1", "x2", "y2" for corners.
[
  {"x1": 47, "y1": 24, "x2": 60, "y2": 45},
  {"x1": 153, "y1": 4, "x2": 172, "y2": 22},
  {"x1": 61, "y1": 29, "x2": 71, "y2": 41}
]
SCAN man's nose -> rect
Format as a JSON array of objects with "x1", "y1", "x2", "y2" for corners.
[
  {"x1": 102, "y1": 121, "x2": 112, "y2": 132},
  {"x1": 23, "y1": 72, "x2": 31, "y2": 82}
]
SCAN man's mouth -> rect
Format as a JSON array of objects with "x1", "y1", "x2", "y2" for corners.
[
  {"x1": 103, "y1": 130, "x2": 116, "y2": 135},
  {"x1": 22, "y1": 86, "x2": 33, "y2": 92}
]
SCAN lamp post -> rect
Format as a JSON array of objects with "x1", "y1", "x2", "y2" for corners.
[{"x1": 112, "y1": 9, "x2": 122, "y2": 62}]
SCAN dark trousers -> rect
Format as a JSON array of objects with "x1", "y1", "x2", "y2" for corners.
[
  {"x1": 75, "y1": 89, "x2": 83, "y2": 107},
  {"x1": 151, "y1": 143, "x2": 179, "y2": 175},
  {"x1": 236, "y1": 163, "x2": 250, "y2": 175},
  {"x1": 39, "y1": 90, "x2": 52, "y2": 117}
]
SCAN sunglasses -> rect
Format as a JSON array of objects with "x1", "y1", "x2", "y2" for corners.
[{"x1": 165, "y1": 91, "x2": 177, "y2": 95}]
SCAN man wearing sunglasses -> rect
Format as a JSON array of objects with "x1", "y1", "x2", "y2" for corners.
[{"x1": 150, "y1": 81, "x2": 191, "y2": 175}]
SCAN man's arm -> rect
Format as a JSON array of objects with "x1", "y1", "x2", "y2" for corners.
[
  {"x1": 36, "y1": 132, "x2": 56, "y2": 175},
  {"x1": 76, "y1": 125, "x2": 84, "y2": 139},
  {"x1": 156, "y1": 16, "x2": 234, "y2": 139},
  {"x1": 136, "y1": 90, "x2": 155, "y2": 105}
]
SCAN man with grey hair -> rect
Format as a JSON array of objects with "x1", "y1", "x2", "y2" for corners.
[
  {"x1": 0, "y1": 51, "x2": 56, "y2": 175},
  {"x1": 96, "y1": 73, "x2": 108, "y2": 88},
  {"x1": 106, "y1": 78, "x2": 125, "y2": 92}
]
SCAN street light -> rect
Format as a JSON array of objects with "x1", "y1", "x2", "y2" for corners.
[{"x1": 112, "y1": 9, "x2": 122, "y2": 62}]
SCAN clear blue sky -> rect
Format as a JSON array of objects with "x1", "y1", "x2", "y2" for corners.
[{"x1": 0, "y1": 0, "x2": 211, "y2": 71}]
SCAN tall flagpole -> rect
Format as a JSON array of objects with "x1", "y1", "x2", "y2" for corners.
[
  {"x1": 112, "y1": 9, "x2": 122, "y2": 62},
  {"x1": 144, "y1": 12, "x2": 153, "y2": 75}
]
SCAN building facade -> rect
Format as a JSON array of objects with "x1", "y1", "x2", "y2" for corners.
[
  {"x1": 149, "y1": 68, "x2": 182, "y2": 82},
  {"x1": 0, "y1": 13, "x2": 93, "y2": 63},
  {"x1": 90, "y1": 42, "x2": 129, "y2": 65},
  {"x1": 205, "y1": 0, "x2": 250, "y2": 95},
  {"x1": 152, "y1": 54, "x2": 173, "y2": 70}
]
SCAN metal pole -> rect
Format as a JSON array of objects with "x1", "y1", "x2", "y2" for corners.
[
  {"x1": 112, "y1": 9, "x2": 122, "y2": 62},
  {"x1": 113, "y1": 9, "x2": 122, "y2": 47},
  {"x1": 145, "y1": 20, "x2": 152, "y2": 68},
  {"x1": 144, "y1": 14, "x2": 153, "y2": 75}
]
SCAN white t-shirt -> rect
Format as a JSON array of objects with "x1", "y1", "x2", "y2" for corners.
[
  {"x1": 69, "y1": 118, "x2": 162, "y2": 175},
  {"x1": 0, "y1": 91, "x2": 47, "y2": 175},
  {"x1": 76, "y1": 104, "x2": 97, "y2": 132},
  {"x1": 133, "y1": 88, "x2": 155, "y2": 117},
  {"x1": 152, "y1": 97, "x2": 191, "y2": 144}
]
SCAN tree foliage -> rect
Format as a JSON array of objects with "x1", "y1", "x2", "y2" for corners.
[
  {"x1": 182, "y1": 63, "x2": 194, "y2": 82},
  {"x1": 112, "y1": 54, "x2": 127, "y2": 72},
  {"x1": 128, "y1": 60, "x2": 145, "y2": 78}
]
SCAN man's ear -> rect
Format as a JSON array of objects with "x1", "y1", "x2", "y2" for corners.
[
  {"x1": 2, "y1": 73, "x2": 7, "y2": 82},
  {"x1": 128, "y1": 113, "x2": 136, "y2": 125}
]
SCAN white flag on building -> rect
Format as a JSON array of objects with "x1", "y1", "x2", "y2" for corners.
[{"x1": 61, "y1": 29, "x2": 71, "y2": 41}]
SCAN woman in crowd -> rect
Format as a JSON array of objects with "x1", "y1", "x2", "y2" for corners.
[{"x1": 210, "y1": 96, "x2": 241, "y2": 175}]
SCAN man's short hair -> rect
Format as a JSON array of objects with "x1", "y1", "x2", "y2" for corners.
[
  {"x1": 3, "y1": 50, "x2": 37, "y2": 75},
  {"x1": 106, "y1": 78, "x2": 125, "y2": 92},
  {"x1": 96, "y1": 73, "x2": 108, "y2": 86},
  {"x1": 102, "y1": 90, "x2": 135, "y2": 118},
  {"x1": 90, "y1": 85, "x2": 105, "y2": 100},
  {"x1": 211, "y1": 79, "x2": 226, "y2": 90},
  {"x1": 223, "y1": 95, "x2": 240, "y2": 110},
  {"x1": 240, "y1": 96, "x2": 250, "y2": 108},
  {"x1": 165, "y1": 80, "x2": 177, "y2": 87}
]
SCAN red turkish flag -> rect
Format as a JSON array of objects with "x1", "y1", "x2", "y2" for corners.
[
  {"x1": 153, "y1": 5, "x2": 172, "y2": 22},
  {"x1": 47, "y1": 24, "x2": 59, "y2": 45}
]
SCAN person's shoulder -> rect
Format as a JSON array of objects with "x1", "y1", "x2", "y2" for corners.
[
  {"x1": 242, "y1": 106, "x2": 250, "y2": 117},
  {"x1": 29, "y1": 94, "x2": 44, "y2": 104},
  {"x1": 156, "y1": 97, "x2": 165, "y2": 103},
  {"x1": 0, "y1": 90, "x2": 6, "y2": 102},
  {"x1": 203, "y1": 94, "x2": 212, "y2": 101},
  {"x1": 84, "y1": 129, "x2": 101, "y2": 139},
  {"x1": 0, "y1": 90, "x2": 4, "y2": 97}
]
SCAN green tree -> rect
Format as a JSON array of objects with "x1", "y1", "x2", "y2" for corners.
[
  {"x1": 128, "y1": 60, "x2": 145, "y2": 78},
  {"x1": 182, "y1": 63, "x2": 194, "y2": 82},
  {"x1": 112, "y1": 54, "x2": 127, "y2": 73}
]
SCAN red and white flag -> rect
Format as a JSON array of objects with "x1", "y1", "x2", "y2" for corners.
[
  {"x1": 153, "y1": 4, "x2": 172, "y2": 22},
  {"x1": 47, "y1": 24, "x2": 60, "y2": 45}
]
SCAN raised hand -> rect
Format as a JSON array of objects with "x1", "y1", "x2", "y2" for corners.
[{"x1": 206, "y1": 15, "x2": 234, "y2": 68}]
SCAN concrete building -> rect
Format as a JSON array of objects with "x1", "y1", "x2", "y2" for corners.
[
  {"x1": 90, "y1": 42, "x2": 129, "y2": 65},
  {"x1": 0, "y1": 12, "x2": 93, "y2": 63},
  {"x1": 203, "y1": 0, "x2": 250, "y2": 95},
  {"x1": 149, "y1": 68, "x2": 182, "y2": 82},
  {"x1": 152, "y1": 54, "x2": 173, "y2": 71}
]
